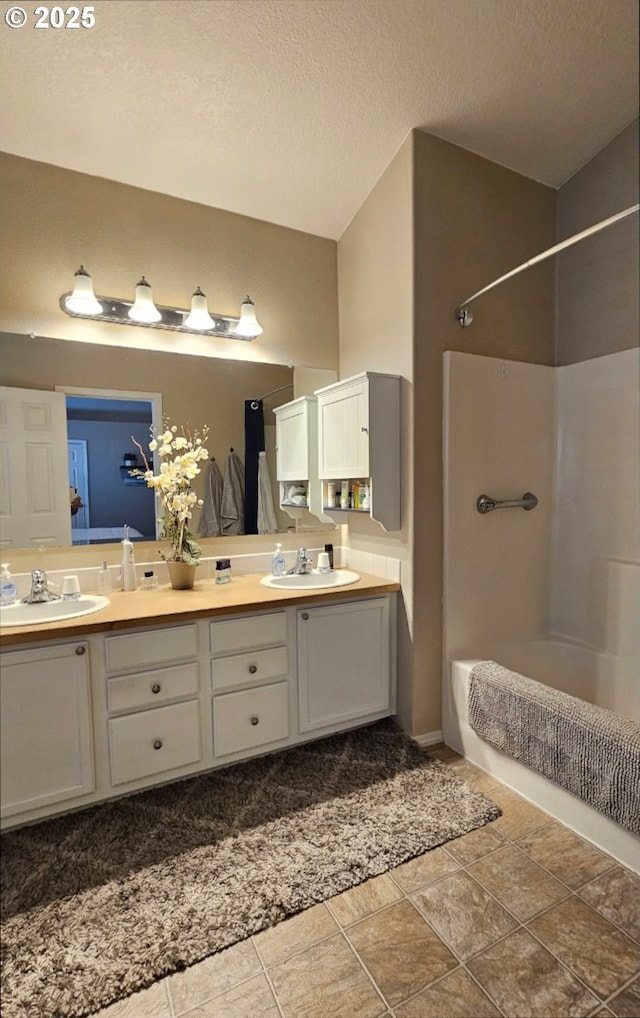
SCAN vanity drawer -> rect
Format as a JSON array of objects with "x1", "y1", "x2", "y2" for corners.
[
  {"x1": 211, "y1": 647, "x2": 288, "y2": 692},
  {"x1": 213, "y1": 681, "x2": 289, "y2": 757},
  {"x1": 107, "y1": 663, "x2": 200, "y2": 713},
  {"x1": 105, "y1": 625, "x2": 198, "y2": 673},
  {"x1": 210, "y1": 613, "x2": 286, "y2": 655},
  {"x1": 108, "y1": 700, "x2": 201, "y2": 786}
]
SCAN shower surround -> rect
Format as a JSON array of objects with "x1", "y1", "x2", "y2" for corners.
[{"x1": 442, "y1": 349, "x2": 640, "y2": 869}]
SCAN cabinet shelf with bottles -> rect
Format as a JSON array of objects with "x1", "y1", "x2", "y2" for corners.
[{"x1": 315, "y1": 372, "x2": 400, "y2": 532}]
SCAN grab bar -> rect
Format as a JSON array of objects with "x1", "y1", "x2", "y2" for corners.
[{"x1": 477, "y1": 492, "x2": 538, "y2": 514}]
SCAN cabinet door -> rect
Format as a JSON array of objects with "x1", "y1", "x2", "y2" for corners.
[
  {"x1": 297, "y1": 598, "x2": 390, "y2": 732},
  {"x1": 276, "y1": 401, "x2": 309, "y2": 480},
  {"x1": 317, "y1": 380, "x2": 369, "y2": 478},
  {"x1": 1, "y1": 642, "x2": 93, "y2": 818}
]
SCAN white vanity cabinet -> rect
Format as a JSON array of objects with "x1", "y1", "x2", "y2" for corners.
[
  {"x1": 104, "y1": 624, "x2": 202, "y2": 787},
  {"x1": 210, "y1": 611, "x2": 293, "y2": 759},
  {"x1": 0, "y1": 641, "x2": 94, "y2": 820},
  {"x1": 0, "y1": 587, "x2": 396, "y2": 830},
  {"x1": 315, "y1": 372, "x2": 401, "y2": 531},
  {"x1": 273, "y1": 395, "x2": 330, "y2": 524},
  {"x1": 297, "y1": 597, "x2": 392, "y2": 734}
]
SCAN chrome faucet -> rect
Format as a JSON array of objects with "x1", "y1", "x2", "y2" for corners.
[
  {"x1": 287, "y1": 548, "x2": 313, "y2": 575},
  {"x1": 21, "y1": 569, "x2": 61, "y2": 604}
]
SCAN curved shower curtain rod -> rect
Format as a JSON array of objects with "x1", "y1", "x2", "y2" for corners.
[{"x1": 455, "y1": 203, "x2": 640, "y2": 327}]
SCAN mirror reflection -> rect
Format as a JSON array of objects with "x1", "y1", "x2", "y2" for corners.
[{"x1": 0, "y1": 332, "x2": 295, "y2": 552}]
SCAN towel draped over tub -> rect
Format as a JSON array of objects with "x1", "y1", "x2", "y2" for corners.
[{"x1": 468, "y1": 660, "x2": 640, "y2": 836}]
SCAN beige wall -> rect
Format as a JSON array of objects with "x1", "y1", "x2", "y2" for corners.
[
  {"x1": 0, "y1": 153, "x2": 339, "y2": 371},
  {"x1": 556, "y1": 119, "x2": 639, "y2": 365},
  {"x1": 337, "y1": 136, "x2": 414, "y2": 728},
  {"x1": 412, "y1": 130, "x2": 555, "y2": 736}
]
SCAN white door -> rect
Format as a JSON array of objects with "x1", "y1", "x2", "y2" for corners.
[
  {"x1": 68, "y1": 439, "x2": 90, "y2": 530},
  {"x1": 275, "y1": 399, "x2": 309, "y2": 480},
  {"x1": 0, "y1": 386, "x2": 72, "y2": 550},
  {"x1": 297, "y1": 598, "x2": 390, "y2": 733},
  {"x1": 317, "y1": 380, "x2": 369, "y2": 478}
]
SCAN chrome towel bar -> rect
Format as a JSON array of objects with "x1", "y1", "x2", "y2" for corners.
[{"x1": 477, "y1": 492, "x2": 538, "y2": 514}]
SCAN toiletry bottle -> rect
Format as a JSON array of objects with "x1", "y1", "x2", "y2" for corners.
[
  {"x1": 340, "y1": 481, "x2": 349, "y2": 509},
  {"x1": 271, "y1": 543, "x2": 286, "y2": 577},
  {"x1": 98, "y1": 560, "x2": 112, "y2": 595},
  {"x1": 326, "y1": 481, "x2": 336, "y2": 508},
  {"x1": 120, "y1": 525, "x2": 137, "y2": 591},
  {"x1": 0, "y1": 564, "x2": 17, "y2": 606},
  {"x1": 140, "y1": 570, "x2": 159, "y2": 591},
  {"x1": 324, "y1": 543, "x2": 334, "y2": 569},
  {"x1": 215, "y1": 558, "x2": 232, "y2": 584}
]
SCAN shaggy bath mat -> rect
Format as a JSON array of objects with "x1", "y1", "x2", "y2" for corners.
[{"x1": 1, "y1": 719, "x2": 500, "y2": 1018}]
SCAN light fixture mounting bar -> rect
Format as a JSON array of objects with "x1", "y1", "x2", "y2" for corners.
[{"x1": 59, "y1": 294, "x2": 249, "y2": 340}]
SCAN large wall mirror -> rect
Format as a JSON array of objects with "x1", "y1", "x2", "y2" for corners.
[{"x1": 0, "y1": 332, "x2": 296, "y2": 552}]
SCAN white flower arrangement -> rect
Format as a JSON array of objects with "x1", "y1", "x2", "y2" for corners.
[{"x1": 132, "y1": 420, "x2": 209, "y2": 563}]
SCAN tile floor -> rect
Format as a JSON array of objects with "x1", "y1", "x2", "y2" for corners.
[{"x1": 92, "y1": 746, "x2": 640, "y2": 1018}]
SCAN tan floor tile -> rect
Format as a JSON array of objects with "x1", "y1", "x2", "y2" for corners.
[
  {"x1": 529, "y1": 896, "x2": 640, "y2": 999},
  {"x1": 488, "y1": 788, "x2": 550, "y2": 841},
  {"x1": 166, "y1": 940, "x2": 261, "y2": 1014},
  {"x1": 178, "y1": 973, "x2": 278, "y2": 1018},
  {"x1": 411, "y1": 870, "x2": 517, "y2": 960},
  {"x1": 609, "y1": 975, "x2": 640, "y2": 1017},
  {"x1": 253, "y1": 902, "x2": 339, "y2": 966},
  {"x1": 394, "y1": 966, "x2": 502, "y2": 1017},
  {"x1": 468, "y1": 844, "x2": 569, "y2": 922},
  {"x1": 445, "y1": 824, "x2": 506, "y2": 866},
  {"x1": 345, "y1": 899, "x2": 457, "y2": 1006},
  {"x1": 91, "y1": 981, "x2": 171, "y2": 1018},
  {"x1": 578, "y1": 867, "x2": 640, "y2": 941},
  {"x1": 436, "y1": 757, "x2": 502, "y2": 794},
  {"x1": 516, "y1": 822, "x2": 614, "y2": 889},
  {"x1": 468, "y1": 927, "x2": 599, "y2": 1017},
  {"x1": 391, "y1": 846, "x2": 460, "y2": 894},
  {"x1": 268, "y1": 932, "x2": 384, "y2": 1017},
  {"x1": 328, "y1": 872, "x2": 402, "y2": 926}
]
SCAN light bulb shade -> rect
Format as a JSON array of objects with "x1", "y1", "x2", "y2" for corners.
[
  {"x1": 64, "y1": 266, "x2": 103, "y2": 315},
  {"x1": 128, "y1": 277, "x2": 161, "y2": 323},
  {"x1": 184, "y1": 286, "x2": 215, "y2": 330},
  {"x1": 234, "y1": 295, "x2": 263, "y2": 338}
]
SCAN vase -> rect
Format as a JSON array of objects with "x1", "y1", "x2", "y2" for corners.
[{"x1": 166, "y1": 561, "x2": 197, "y2": 590}]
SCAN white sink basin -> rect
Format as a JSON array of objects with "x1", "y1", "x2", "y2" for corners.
[
  {"x1": 0, "y1": 595, "x2": 110, "y2": 627},
  {"x1": 260, "y1": 569, "x2": 360, "y2": 590}
]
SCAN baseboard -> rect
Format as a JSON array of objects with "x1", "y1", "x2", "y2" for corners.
[{"x1": 413, "y1": 730, "x2": 444, "y2": 747}]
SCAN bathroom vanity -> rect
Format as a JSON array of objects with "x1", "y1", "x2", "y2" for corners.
[{"x1": 0, "y1": 573, "x2": 398, "y2": 830}]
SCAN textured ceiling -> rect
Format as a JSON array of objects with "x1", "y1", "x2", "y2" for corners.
[{"x1": 1, "y1": 0, "x2": 638, "y2": 239}]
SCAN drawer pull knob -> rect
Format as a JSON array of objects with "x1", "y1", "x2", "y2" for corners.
[
  {"x1": 301, "y1": 612, "x2": 309, "y2": 620},
  {"x1": 75, "y1": 645, "x2": 86, "y2": 655},
  {"x1": 250, "y1": 716, "x2": 260, "y2": 726},
  {"x1": 153, "y1": 739, "x2": 163, "y2": 750},
  {"x1": 151, "y1": 683, "x2": 162, "y2": 694},
  {"x1": 248, "y1": 664, "x2": 258, "y2": 674}
]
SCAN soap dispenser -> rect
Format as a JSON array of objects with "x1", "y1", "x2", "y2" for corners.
[
  {"x1": 120, "y1": 525, "x2": 137, "y2": 591},
  {"x1": 0, "y1": 564, "x2": 17, "y2": 606},
  {"x1": 271, "y1": 543, "x2": 286, "y2": 577}
]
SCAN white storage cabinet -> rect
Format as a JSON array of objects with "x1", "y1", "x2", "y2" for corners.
[
  {"x1": 315, "y1": 372, "x2": 401, "y2": 531},
  {"x1": 274, "y1": 395, "x2": 330, "y2": 524},
  {"x1": 0, "y1": 641, "x2": 94, "y2": 819},
  {"x1": 210, "y1": 611, "x2": 293, "y2": 760},
  {"x1": 297, "y1": 597, "x2": 392, "y2": 733}
]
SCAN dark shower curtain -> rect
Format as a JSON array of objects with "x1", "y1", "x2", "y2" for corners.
[{"x1": 244, "y1": 399, "x2": 264, "y2": 535}]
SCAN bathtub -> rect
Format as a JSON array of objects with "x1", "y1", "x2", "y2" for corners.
[{"x1": 443, "y1": 638, "x2": 640, "y2": 873}]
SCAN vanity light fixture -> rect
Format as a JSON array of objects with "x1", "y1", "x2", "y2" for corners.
[
  {"x1": 128, "y1": 276, "x2": 162, "y2": 324},
  {"x1": 184, "y1": 286, "x2": 215, "y2": 331},
  {"x1": 63, "y1": 266, "x2": 103, "y2": 316},
  {"x1": 60, "y1": 268, "x2": 263, "y2": 340}
]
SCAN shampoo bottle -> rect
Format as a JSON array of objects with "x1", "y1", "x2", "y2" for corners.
[
  {"x1": 0, "y1": 564, "x2": 17, "y2": 606},
  {"x1": 120, "y1": 526, "x2": 137, "y2": 591},
  {"x1": 271, "y1": 543, "x2": 286, "y2": 577}
]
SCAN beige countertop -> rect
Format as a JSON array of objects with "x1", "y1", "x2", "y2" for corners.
[{"x1": 0, "y1": 572, "x2": 400, "y2": 647}]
